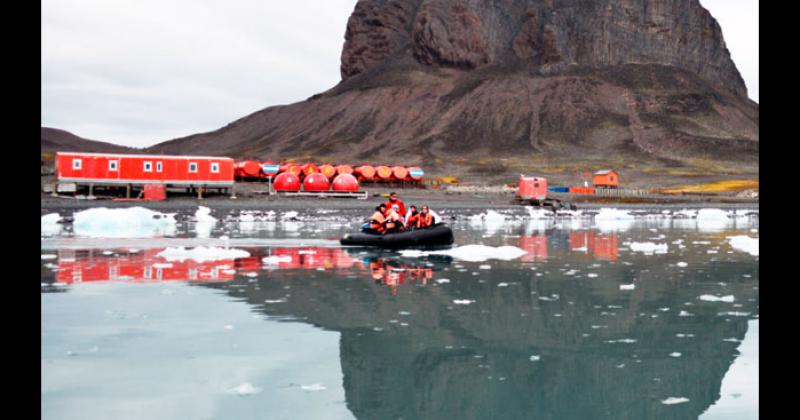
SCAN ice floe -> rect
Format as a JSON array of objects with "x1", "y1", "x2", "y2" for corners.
[
  {"x1": 619, "y1": 284, "x2": 636, "y2": 290},
  {"x1": 300, "y1": 383, "x2": 326, "y2": 392},
  {"x1": 73, "y1": 207, "x2": 177, "y2": 238},
  {"x1": 453, "y1": 299, "x2": 475, "y2": 305},
  {"x1": 194, "y1": 206, "x2": 217, "y2": 238},
  {"x1": 157, "y1": 246, "x2": 250, "y2": 262},
  {"x1": 594, "y1": 208, "x2": 636, "y2": 232},
  {"x1": 436, "y1": 278, "x2": 450, "y2": 284},
  {"x1": 661, "y1": 397, "x2": 690, "y2": 405},
  {"x1": 699, "y1": 294, "x2": 735, "y2": 303},
  {"x1": 629, "y1": 242, "x2": 668, "y2": 255},
  {"x1": 529, "y1": 355, "x2": 541, "y2": 362},
  {"x1": 41, "y1": 213, "x2": 63, "y2": 236},
  {"x1": 728, "y1": 235, "x2": 758, "y2": 257},
  {"x1": 229, "y1": 382, "x2": 261, "y2": 396}
]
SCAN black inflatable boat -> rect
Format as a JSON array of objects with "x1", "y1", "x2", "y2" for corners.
[{"x1": 340, "y1": 223, "x2": 455, "y2": 248}]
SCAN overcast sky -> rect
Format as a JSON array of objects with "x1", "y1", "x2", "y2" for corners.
[{"x1": 42, "y1": 0, "x2": 758, "y2": 148}]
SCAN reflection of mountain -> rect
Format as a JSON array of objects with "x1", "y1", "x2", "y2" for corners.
[{"x1": 200, "y1": 251, "x2": 758, "y2": 420}]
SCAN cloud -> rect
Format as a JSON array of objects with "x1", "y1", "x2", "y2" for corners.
[{"x1": 42, "y1": 0, "x2": 758, "y2": 148}]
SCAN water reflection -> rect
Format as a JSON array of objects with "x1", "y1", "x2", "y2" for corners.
[{"x1": 41, "y1": 226, "x2": 758, "y2": 420}]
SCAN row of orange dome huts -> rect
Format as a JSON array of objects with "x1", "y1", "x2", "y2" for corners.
[{"x1": 233, "y1": 161, "x2": 425, "y2": 192}]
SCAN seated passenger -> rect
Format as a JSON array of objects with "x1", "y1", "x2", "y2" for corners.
[
  {"x1": 383, "y1": 192, "x2": 406, "y2": 222},
  {"x1": 383, "y1": 204, "x2": 405, "y2": 234},
  {"x1": 369, "y1": 204, "x2": 387, "y2": 233},
  {"x1": 405, "y1": 205, "x2": 420, "y2": 230},
  {"x1": 417, "y1": 205, "x2": 435, "y2": 228}
]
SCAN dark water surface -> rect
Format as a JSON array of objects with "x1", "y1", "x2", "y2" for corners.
[{"x1": 42, "y1": 207, "x2": 758, "y2": 419}]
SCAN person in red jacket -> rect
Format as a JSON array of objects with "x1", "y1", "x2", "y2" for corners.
[
  {"x1": 383, "y1": 192, "x2": 406, "y2": 221},
  {"x1": 405, "y1": 205, "x2": 420, "y2": 229},
  {"x1": 417, "y1": 205, "x2": 435, "y2": 228}
]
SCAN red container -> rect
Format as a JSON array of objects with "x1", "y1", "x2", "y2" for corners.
[
  {"x1": 518, "y1": 175, "x2": 548, "y2": 200},
  {"x1": 235, "y1": 160, "x2": 262, "y2": 178},
  {"x1": 355, "y1": 165, "x2": 376, "y2": 181},
  {"x1": 392, "y1": 166, "x2": 409, "y2": 181},
  {"x1": 332, "y1": 173, "x2": 359, "y2": 192},
  {"x1": 143, "y1": 184, "x2": 166, "y2": 201},
  {"x1": 335, "y1": 165, "x2": 354, "y2": 176},
  {"x1": 376, "y1": 165, "x2": 393, "y2": 181},
  {"x1": 273, "y1": 172, "x2": 301, "y2": 192},
  {"x1": 303, "y1": 172, "x2": 330, "y2": 191},
  {"x1": 319, "y1": 164, "x2": 337, "y2": 179},
  {"x1": 568, "y1": 187, "x2": 596, "y2": 195}
]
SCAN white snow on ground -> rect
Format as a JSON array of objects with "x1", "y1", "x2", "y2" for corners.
[
  {"x1": 73, "y1": 207, "x2": 177, "y2": 238},
  {"x1": 594, "y1": 208, "x2": 635, "y2": 232},
  {"x1": 629, "y1": 242, "x2": 668, "y2": 254},
  {"x1": 696, "y1": 208, "x2": 731, "y2": 231},
  {"x1": 41, "y1": 213, "x2": 62, "y2": 236},
  {"x1": 699, "y1": 295, "x2": 735, "y2": 303},
  {"x1": 662, "y1": 397, "x2": 690, "y2": 405},
  {"x1": 281, "y1": 211, "x2": 299, "y2": 220},
  {"x1": 157, "y1": 246, "x2": 250, "y2": 262},
  {"x1": 194, "y1": 206, "x2": 217, "y2": 238},
  {"x1": 399, "y1": 245, "x2": 527, "y2": 262},
  {"x1": 728, "y1": 236, "x2": 759, "y2": 257}
]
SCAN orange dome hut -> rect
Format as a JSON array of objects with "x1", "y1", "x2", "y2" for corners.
[
  {"x1": 376, "y1": 165, "x2": 393, "y2": 181},
  {"x1": 273, "y1": 172, "x2": 301, "y2": 192},
  {"x1": 319, "y1": 163, "x2": 337, "y2": 179},
  {"x1": 332, "y1": 173, "x2": 359, "y2": 192},
  {"x1": 303, "y1": 172, "x2": 331, "y2": 191},
  {"x1": 355, "y1": 165, "x2": 376, "y2": 181},
  {"x1": 335, "y1": 164, "x2": 354, "y2": 176},
  {"x1": 391, "y1": 166, "x2": 409, "y2": 181},
  {"x1": 235, "y1": 160, "x2": 262, "y2": 178}
]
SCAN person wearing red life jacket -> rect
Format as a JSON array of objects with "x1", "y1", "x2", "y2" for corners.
[
  {"x1": 417, "y1": 205, "x2": 435, "y2": 228},
  {"x1": 383, "y1": 204, "x2": 405, "y2": 234},
  {"x1": 405, "y1": 205, "x2": 420, "y2": 229},
  {"x1": 383, "y1": 192, "x2": 406, "y2": 221},
  {"x1": 369, "y1": 204, "x2": 387, "y2": 233}
]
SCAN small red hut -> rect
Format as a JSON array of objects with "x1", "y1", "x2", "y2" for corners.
[{"x1": 592, "y1": 170, "x2": 619, "y2": 189}]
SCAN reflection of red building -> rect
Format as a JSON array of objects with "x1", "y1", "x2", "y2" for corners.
[
  {"x1": 261, "y1": 248, "x2": 362, "y2": 270},
  {"x1": 56, "y1": 249, "x2": 237, "y2": 284},
  {"x1": 519, "y1": 235, "x2": 548, "y2": 261},
  {"x1": 568, "y1": 231, "x2": 619, "y2": 261}
]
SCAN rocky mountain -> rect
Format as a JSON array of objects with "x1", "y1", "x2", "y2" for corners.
[
  {"x1": 147, "y1": 0, "x2": 758, "y2": 179},
  {"x1": 41, "y1": 127, "x2": 135, "y2": 154}
]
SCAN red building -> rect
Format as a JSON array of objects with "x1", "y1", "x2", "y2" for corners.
[
  {"x1": 55, "y1": 152, "x2": 235, "y2": 194},
  {"x1": 592, "y1": 170, "x2": 619, "y2": 189}
]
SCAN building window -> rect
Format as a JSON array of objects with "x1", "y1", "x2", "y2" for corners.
[
  {"x1": 211, "y1": 162, "x2": 220, "y2": 173},
  {"x1": 534, "y1": 183, "x2": 539, "y2": 188},
  {"x1": 144, "y1": 161, "x2": 153, "y2": 172},
  {"x1": 109, "y1": 160, "x2": 118, "y2": 171},
  {"x1": 156, "y1": 162, "x2": 163, "y2": 172},
  {"x1": 610, "y1": 176, "x2": 614, "y2": 181},
  {"x1": 189, "y1": 162, "x2": 198, "y2": 173},
  {"x1": 72, "y1": 158, "x2": 82, "y2": 170}
]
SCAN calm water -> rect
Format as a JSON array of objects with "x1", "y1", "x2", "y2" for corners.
[{"x1": 41, "y1": 207, "x2": 759, "y2": 420}]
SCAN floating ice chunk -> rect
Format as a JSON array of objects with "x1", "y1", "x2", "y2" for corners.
[
  {"x1": 281, "y1": 211, "x2": 299, "y2": 220},
  {"x1": 677, "y1": 262, "x2": 688, "y2": 267},
  {"x1": 73, "y1": 207, "x2": 177, "y2": 238},
  {"x1": 728, "y1": 235, "x2": 759, "y2": 257},
  {"x1": 497, "y1": 282, "x2": 509, "y2": 287},
  {"x1": 264, "y1": 299, "x2": 286, "y2": 304},
  {"x1": 699, "y1": 294, "x2": 735, "y2": 303},
  {"x1": 722, "y1": 338, "x2": 741, "y2": 343},
  {"x1": 435, "y1": 279, "x2": 450, "y2": 284},
  {"x1": 669, "y1": 352, "x2": 682, "y2": 357},
  {"x1": 718, "y1": 311, "x2": 751, "y2": 317},
  {"x1": 224, "y1": 325, "x2": 234, "y2": 330},
  {"x1": 564, "y1": 269, "x2": 577, "y2": 276},
  {"x1": 529, "y1": 355, "x2": 541, "y2": 362},
  {"x1": 398, "y1": 311, "x2": 411, "y2": 316},
  {"x1": 587, "y1": 273, "x2": 598, "y2": 278},
  {"x1": 696, "y1": 208, "x2": 731, "y2": 231},
  {"x1": 661, "y1": 397, "x2": 690, "y2": 405},
  {"x1": 41, "y1": 213, "x2": 63, "y2": 236},
  {"x1": 606, "y1": 339, "x2": 637, "y2": 344},
  {"x1": 230, "y1": 382, "x2": 261, "y2": 396},
  {"x1": 157, "y1": 246, "x2": 250, "y2": 262},
  {"x1": 620, "y1": 284, "x2": 636, "y2": 290},
  {"x1": 594, "y1": 208, "x2": 636, "y2": 231},
  {"x1": 194, "y1": 206, "x2": 217, "y2": 238},
  {"x1": 400, "y1": 245, "x2": 527, "y2": 262},
  {"x1": 679, "y1": 311, "x2": 694, "y2": 317},
  {"x1": 479, "y1": 264, "x2": 492, "y2": 270},
  {"x1": 629, "y1": 242, "x2": 668, "y2": 254},
  {"x1": 453, "y1": 299, "x2": 475, "y2": 305}
]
